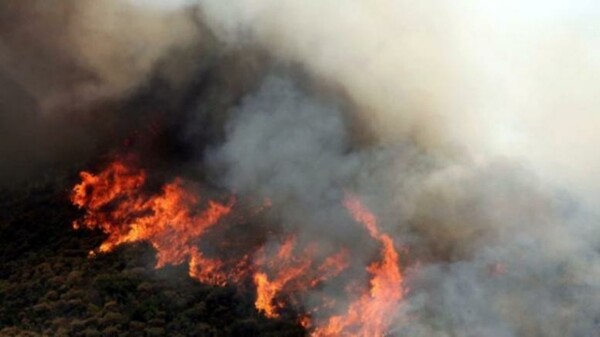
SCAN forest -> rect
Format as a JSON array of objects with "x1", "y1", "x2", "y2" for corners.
[{"x1": 0, "y1": 174, "x2": 304, "y2": 337}]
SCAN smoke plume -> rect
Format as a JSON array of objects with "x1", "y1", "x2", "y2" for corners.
[
  {"x1": 2, "y1": 0, "x2": 600, "y2": 336},
  {"x1": 197, "y1": 1, "x2": 600, "y2": 335}
]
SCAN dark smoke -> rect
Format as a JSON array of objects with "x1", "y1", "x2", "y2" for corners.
[{"x1": 0, "y1": 0, "x2": 264, "y2": 185}]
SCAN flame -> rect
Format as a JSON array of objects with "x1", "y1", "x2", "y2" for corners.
[
  {"x1": 71, "y1": 159, "x2": 405, "y2": 336},
  {"x1": 71, "y1": 159, "x2": 234, "y2": 284},
  {"x1": 311, "y1": 194, "x2": 404, "y2": 337},
  {"x1": 71, "y1": 161, "x2": 145, "y2": 222},
  {"x1": 253, "y1": 237, "x2": 350, "y2": 318}
]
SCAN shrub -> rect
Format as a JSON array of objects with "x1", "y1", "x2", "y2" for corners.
[{"x1": 145, "y1": 327, "x2": 166, "y2": 336}]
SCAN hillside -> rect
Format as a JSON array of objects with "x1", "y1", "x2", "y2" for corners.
[{"x1": 0, "y1": 175, "x2": 304, "y2": 337}]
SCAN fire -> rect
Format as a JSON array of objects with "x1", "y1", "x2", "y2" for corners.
[
  {"x1": 71, "y1": 159, "x2": 405, "y2": 336},
  {"x1": 311, "y1": 195, "x2": 404, "y2": 337},
  {"x1": 71, "y1": 161, "x2": 145, "y2": 224},
  {"x1": 253, "y1": 237, "x2": 349, "y2": 318},
  {"x1": 71, "y1": 159, "x2": 234, "y2": 283}
]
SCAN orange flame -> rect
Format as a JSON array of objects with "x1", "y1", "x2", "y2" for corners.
[
  {"x1": 71, "y1": 159, "x2": 404, "y2": 336},
  {"x1": 71, "y1": 161, "x2": 145, "y2": 227},
  {"x1": 71, "y1": 160, "x2": 234, "y2": 285},
  {"x1": 311, "y1": 194, "x2": 404, "y2": 337},
  {"x1": 253, "y1": 237, "x2": 349, "y2": 318}
]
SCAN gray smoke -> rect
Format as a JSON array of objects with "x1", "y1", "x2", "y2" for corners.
[
  {"x1": 194, "y1": 3, "x2": 600, "y2": 334},
  {"x1": 196, "y1": 0, "x2": 600, "y2": 206},
  {"x1": 208, "y1": 73, "x2": 600, "y2": 336}
]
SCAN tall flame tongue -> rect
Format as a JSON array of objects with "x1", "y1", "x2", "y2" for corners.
[
  {"x1": 71, "y1": 159, "x2": 404, "y2": 336},
  {"x1": 311, "y1": 194, "x2": 404, "y2": 337}
]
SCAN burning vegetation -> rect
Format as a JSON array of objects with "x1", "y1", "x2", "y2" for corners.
[{"x1": 70, "y1": 157, "x2": 405, "y2": 336}]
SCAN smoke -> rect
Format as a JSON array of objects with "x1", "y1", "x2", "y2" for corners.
[
  {"x1": 196, "y1": 0, "x2": 461, "y2": 152},
  {"x1": 0, "y1": 0, "x2": 204, "y2": 184},
  {"x1": 196, "y1": 0, "x2": 600, "y2": 204},
  {"x1": 0, "y1": 0, "x2": 202, "y2": 109},
  {"x1": 207, "y1": 73, "x2": 599, "y2": 336},
  {"x1": 197, "y1": 1, "x2": 600, "y2": 336},
  {"x1": 2, "y1": 0, "x2": 600, "y2": 335}
]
